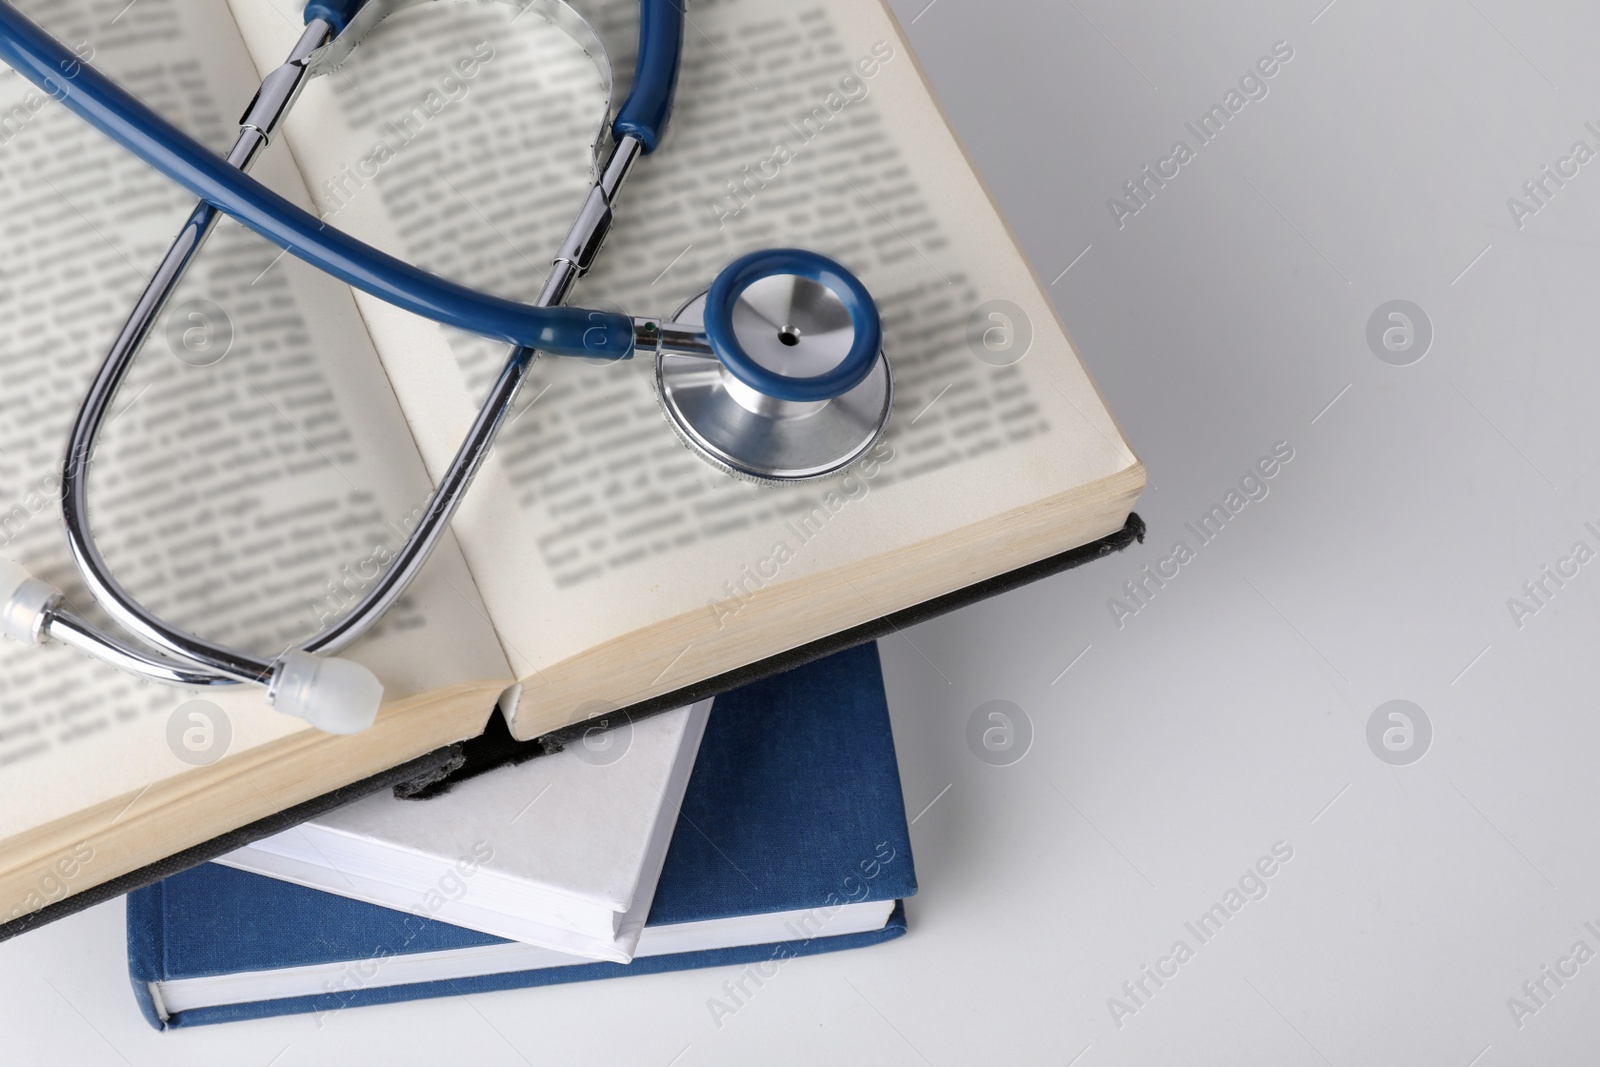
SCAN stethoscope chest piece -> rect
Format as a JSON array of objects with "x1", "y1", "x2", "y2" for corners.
[{"x1": 655, "y1": 251, "x2": 892, "y2": 484}]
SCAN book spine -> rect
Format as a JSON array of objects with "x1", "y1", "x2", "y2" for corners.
[{"x1": 124, "y1": 883, "x2": 170, "y2": 1030}]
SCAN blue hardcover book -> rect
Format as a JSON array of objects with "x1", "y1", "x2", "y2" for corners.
[{"x1": 127, "y1": 643, "x2": 915, "y2": 1029}]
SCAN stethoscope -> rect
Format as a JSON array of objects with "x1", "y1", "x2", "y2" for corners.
[{"x1": 0, "y1": 0, "x2": 892, "y2": 733}]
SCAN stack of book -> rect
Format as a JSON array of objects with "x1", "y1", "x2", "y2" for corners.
[{"x1": 128, "y1": 644, "x2": 917, "y2": 1028}]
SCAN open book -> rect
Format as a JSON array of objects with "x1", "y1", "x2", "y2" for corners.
[{"x1": 0, "y1": 0, "x2": 1143, "y2": 925}]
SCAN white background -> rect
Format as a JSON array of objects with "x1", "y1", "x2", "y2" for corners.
[{"x1": 8, "y1": 0, "x2": 1600, "y2": 1063}]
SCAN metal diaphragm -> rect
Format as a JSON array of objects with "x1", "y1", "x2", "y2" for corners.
[{"x1": 654, "y1": 276, "x2": 892, "y2": 484}]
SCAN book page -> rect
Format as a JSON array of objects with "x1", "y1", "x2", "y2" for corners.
[
  {"x1": 229, "y1": 0, "x2": 1139, "y2": 699},
  {"x1": 0, "y1": 0, "x2": 511, "y2": 841}
]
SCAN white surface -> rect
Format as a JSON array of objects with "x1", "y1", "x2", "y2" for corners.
[
  {"x1": 217, "y1": 700, "x2": 711, "y2": 960},
  {"x1": 4, "y1": 1, "x2": 1598, "y2": 1063},
  {"x1": 152, "y1": 900, "x2": 896, "y2": 1015}
]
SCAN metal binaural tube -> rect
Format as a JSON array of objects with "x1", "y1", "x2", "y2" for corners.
[
  {"x1": 43, "y1": 609, "x2": 243, "y2": 687},
  {"x1": 6, "y1": 0, "x2": 680, "y2": 708},
  {"x1": 47, "y1": 130, "x2": 650, "y2": 690},
  {"x1": 53, "y1": 22, "x2": 336, "y2": 687},
  {"x1": 302, "y1": 134, "x2": 644, "y2": 657}
]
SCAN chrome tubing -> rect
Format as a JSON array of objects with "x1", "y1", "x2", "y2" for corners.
[
  {"x1": 301, "y1": 133, "x2": 647, "y2": 657},
  {"x1": 294, "y1": 134, "x2": 649, "y2": 657},
  {"x1": 44, "y1": 608, "x2": 244, "y2": 687},
  {"x1": 53, "y1": 20, "x2": 331, "y2": 686},
  {"x1": 46, "y1": 122, "x2": 649, "y2": 689}
]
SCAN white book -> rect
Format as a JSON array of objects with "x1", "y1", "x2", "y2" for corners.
[{"x1": 216, "y1": 700, "x2": 713, "y2": 963}]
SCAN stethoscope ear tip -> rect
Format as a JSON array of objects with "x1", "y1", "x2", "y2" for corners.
[
  {"x1": 0, "y1": 557, "x2": 55, "y2": 646},
  {"x1": 272, "y1": 649, "x2": 384, "y2": 734}
]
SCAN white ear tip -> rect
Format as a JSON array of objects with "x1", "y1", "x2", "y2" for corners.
[
  {"x1": 0, "y1": 558, "x2": 56, "y2": 645},
  {"x1": 272, "y1": 650, "x2": 383, "y2": 734}
]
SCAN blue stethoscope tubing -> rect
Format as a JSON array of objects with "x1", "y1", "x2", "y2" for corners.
[{"x1": 0, "y1": 0, "x2": 683, "y2": 358}]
